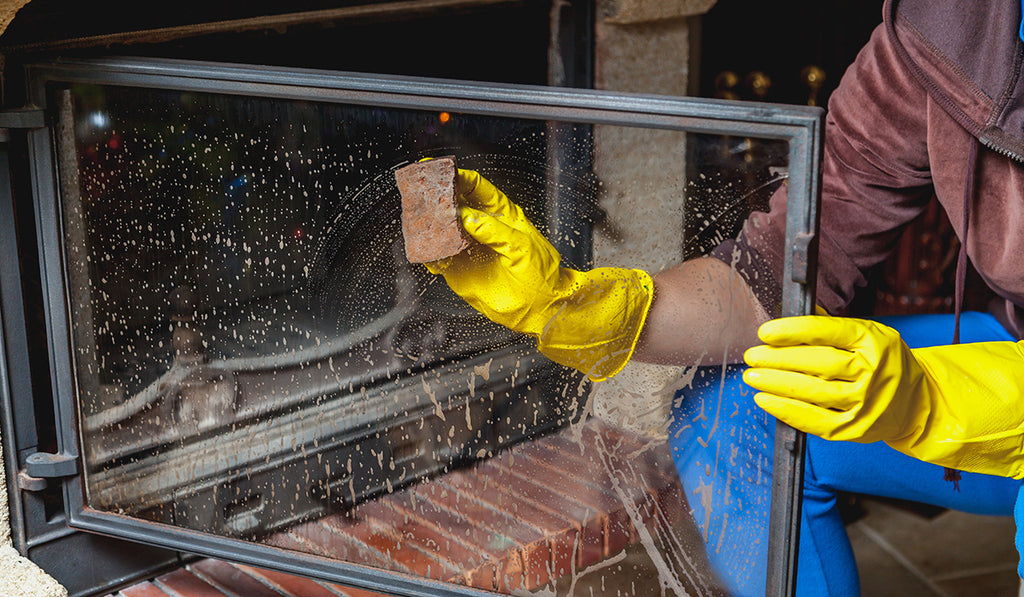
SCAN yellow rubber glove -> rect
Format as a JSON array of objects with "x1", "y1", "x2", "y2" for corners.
[
  {"x1": 426, "y1": 169, "x2": 653, "y2": 381},
  {"x1": 742, "y1": 316, "x2": 1024, "y2": 479}
]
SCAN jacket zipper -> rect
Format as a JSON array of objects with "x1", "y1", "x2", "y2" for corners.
[{"x1": 979, "y1": 130, "x2": 1024, "y2": 164}]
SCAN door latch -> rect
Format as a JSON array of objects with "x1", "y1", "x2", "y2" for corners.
[{"x1": 791, "y1": 231, "x2": 818, "y2": 285}]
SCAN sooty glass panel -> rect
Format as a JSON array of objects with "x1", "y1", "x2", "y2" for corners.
[{"x1": 61, "y1": 83, "x2": 789, "y2": 595}]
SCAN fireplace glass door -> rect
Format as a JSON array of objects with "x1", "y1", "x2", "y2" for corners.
[{"x1": 22, "y1": 57, "x2": 821, "y2": 596}]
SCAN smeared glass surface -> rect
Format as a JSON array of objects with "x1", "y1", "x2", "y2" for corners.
[{"x1": 62, "y1": 83, "x2": 789, "y2": 596}]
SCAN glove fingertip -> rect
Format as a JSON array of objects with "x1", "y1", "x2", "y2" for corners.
[
  {"x1": 742, "y1": 366, "x2": 784, "y2": 394},
  {"x1": 751, "y1": 391, "x2": 804, "y2": 431},
  {"x1": 757, "y1": 315, "x2": 843, "y2": 346},
  {"x1": 458, "y1": 205, "x2": 491, "y2": 236},
  {"x1": 742, "y1": 345, "x2": 769, "y2": 368},
  {"x1": 456, "y1": 168, "x2": 503, "y2": 209},
  {"x1": 751, "y1": 390, "x2": 784, "y2": 415},
  {"x1": 756, "y1": 318, "x2": 788, "y2": 344},
  {"x1": 741, "y1": 366, "x2": 761, "y2": 387},
  {"x1": 455, "y1": 168, "x2": 480, "y2": 196}
]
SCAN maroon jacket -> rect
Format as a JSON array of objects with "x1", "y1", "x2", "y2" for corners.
[{"x1": 727, "y1": 0, "x2": 1024, "y2": 339}]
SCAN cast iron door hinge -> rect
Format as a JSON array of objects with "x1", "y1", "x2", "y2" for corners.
[
  {"x1": 4, "y1": 104, "x2": 61, "y2": 492},
  {"x1": 19, "y1": 451, "x2": 79, "y2": 491}
]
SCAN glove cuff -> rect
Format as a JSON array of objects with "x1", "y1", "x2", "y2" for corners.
[
  {"x1": 536, "y1": 268, "x2": 654, "y2": 382},
  {"x1": 888, "y1": 340, "x2": 1024, "y2": 479}
]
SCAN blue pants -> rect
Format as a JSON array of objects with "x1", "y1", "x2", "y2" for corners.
[{"x1": 668, "y1": 312, "x2": 1022, "y2": 596}]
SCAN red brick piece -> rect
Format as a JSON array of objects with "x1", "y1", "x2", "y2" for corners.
[{"x1": 395, "y1": 157, "x2": 469, "y2": 263}]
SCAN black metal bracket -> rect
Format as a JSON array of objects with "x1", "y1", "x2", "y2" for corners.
[{"x1": 0, "y1": 107, "x2": 45, "y2": 130}]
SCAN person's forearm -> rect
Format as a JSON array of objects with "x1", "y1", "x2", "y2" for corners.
[{"x1": 633, "y1": 256, "x2": 769, "y2": 367}]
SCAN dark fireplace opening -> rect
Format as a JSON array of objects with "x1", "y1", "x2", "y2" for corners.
[{"x1": 0, "y1": 3, "x2": 596, "y2": 595}]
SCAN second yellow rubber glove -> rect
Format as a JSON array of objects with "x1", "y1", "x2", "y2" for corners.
[
  {"x1": 426, "y1": 169, "x2": 653, "y2": 381},
  {"x1": 741, "y1": 317, "x2": 1024, "y2": 481},
  {"x1": 742, "y1": 316, "x2": 1024, "y2": 478}
]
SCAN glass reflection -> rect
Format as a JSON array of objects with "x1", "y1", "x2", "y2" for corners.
[{"x1": 62, "y1": 83, "x2": 788, "y2": 596}]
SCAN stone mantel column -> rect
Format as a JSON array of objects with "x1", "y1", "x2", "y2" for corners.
[{"x1": 589, "y1": 0, "x2": 716, "y2": 438}]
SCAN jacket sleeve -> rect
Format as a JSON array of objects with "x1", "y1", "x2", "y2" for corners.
[{"x1": 714, "y1": 23, "x2": 937, "y2": 315}]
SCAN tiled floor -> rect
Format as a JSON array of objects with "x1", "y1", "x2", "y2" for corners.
[{"x1": 851, "y1": 497, "x2": 1020, "y2": 597}]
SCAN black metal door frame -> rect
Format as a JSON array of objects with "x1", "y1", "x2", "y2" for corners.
[{"x1": 6, "y1": 55, "x2": 821, "y2": 597}]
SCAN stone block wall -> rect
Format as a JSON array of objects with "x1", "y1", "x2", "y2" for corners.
[{"x1": 589, "y1": 0, "x2": 716, "y2": 439}]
